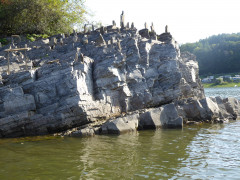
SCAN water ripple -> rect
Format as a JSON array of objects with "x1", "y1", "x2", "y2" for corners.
[
  {"x1": 176, "y1": 121, "x2": 240, "y2": 180},
  {"x1": 1, "y1": 122, "x2": 240, "y2": 179},
  {"x1": 205, "y1": 87, "x2": 240, "y2": 100}
]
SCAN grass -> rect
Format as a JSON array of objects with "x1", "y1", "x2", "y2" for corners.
[{"x1": 203, "y1": 82, "x2": 240, "y2": 88}]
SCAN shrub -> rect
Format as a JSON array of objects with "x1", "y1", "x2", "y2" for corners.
[
  {"x1": 0, "y1": 38, "x2": 8, "y2": 45},
  {"x1": 0, "y1": 0, "x2": 87, "y2": 36},
  {"x1": 26, "y1": 34, "x2": 49, "y2": 42}
]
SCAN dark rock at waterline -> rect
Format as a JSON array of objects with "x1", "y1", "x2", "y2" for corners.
[
  {"x1": 139, "y1": 104, "x2": 183, "y2": 129},
  {"x1": 176, "y1": 96, "x2": 240, "y2": 123},
  {"x1": 100, "y1": 114, "x2": 139, "y2": 134},
  {"x1": 99, "y1": 104, "x2": 183, "y2": 135}
]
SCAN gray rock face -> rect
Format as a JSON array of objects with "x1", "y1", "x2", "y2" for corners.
[
  {"x1": 100, "y1": 113, "x2": 139, "y2": 134},
  {"x1": 210, "y1": 96, "x2": 232, "y2": 119},
  {"x1": 223, "y1": 97, "x2": 240, "y2": 119},
  {"x1": 99, "y1": 104, "x2": 183, "y2": 135},
  {"x1": 176, "y1": 96, "x2": 240, "y2": 123},
  {"x1": 160, "y1": 104, "x2": 183, "y2": 128},
  {"x1": 139, "y1": 104, "x2": 183, "y2": 129},
  {"x1": 0, "y1": 21, "x2": 211, "y2": 138},
  {"x1": 139, "y1": 107, "x2": 162, "y2": 129},
  {"x1": 158, "y1": 33, "x2": 173, "y2": 43},
  {"x1": 139, "y1": 29, "x2": 150, "y2": 39}
]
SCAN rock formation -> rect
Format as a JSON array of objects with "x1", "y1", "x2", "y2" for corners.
[{"x1": 0, "y1": 12, "x2": 239, "y2": 138}]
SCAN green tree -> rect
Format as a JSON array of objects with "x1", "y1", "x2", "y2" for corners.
[
  {"x1": 0, "y1": 0, "x2": 87, "y2": 35},
  {"x1": 180, "y1": 33, "x2": 240, "y2": 75}
]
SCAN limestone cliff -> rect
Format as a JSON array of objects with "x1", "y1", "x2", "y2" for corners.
[{"x1": 0, "y1": 21, "x2": 238, "y2": 138}]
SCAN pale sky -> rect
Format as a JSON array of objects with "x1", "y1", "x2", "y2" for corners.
[{"x1": 85, "y1": 0, "x2": 240, "y2": 44}]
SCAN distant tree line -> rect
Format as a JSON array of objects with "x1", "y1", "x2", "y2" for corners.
[
  {"x1": 180, "y1": 33, "x2": 240, "y2": 75},
  {"x1": 0, "y1": 0, "x2": 87, "y2": 36}
]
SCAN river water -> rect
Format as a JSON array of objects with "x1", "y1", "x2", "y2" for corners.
[
  {"x1": 0, "y1": 88, "x2": 240, "y2": 180},
  {"x1": 205, "y1": 87, "x2": 240, "y2": 100}
]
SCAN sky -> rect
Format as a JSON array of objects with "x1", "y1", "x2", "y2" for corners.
[{"x1": 85, "y1": 0, "x2": 240, "y2": 44}]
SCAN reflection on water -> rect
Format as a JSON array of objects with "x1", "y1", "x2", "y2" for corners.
[
  {"x1": 0, "y1": 127, "x2": 198, "y2": 180},
  {"x1": 1, "y1": 122, "x2": 240, "y2": 179},
  {"x1": 176, "y1": 122, "x2": 240, "y2": 180},
  {"x1": 205, "y1": 87, "x2": 240, "y2": 100},
  {"x1": 1, "y1": 87, "x2": 240, "y2": 179}
]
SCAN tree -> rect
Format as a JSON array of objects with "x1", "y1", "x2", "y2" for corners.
[
  {"x1": 180, "y1": 33, "x2": 240, "y2": 75},
  {"x1": 0, "y1": 0, "x2": 87, "y2": 35}
]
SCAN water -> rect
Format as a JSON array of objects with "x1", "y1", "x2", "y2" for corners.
[
  {"x1": 205, "y1": 87, "x2": 240, "y2": 100},
  {"x1": 1, "y1": 88, "x2": 240, "y2": 180}
]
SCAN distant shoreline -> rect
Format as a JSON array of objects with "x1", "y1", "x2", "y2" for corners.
[{"x1": 203, "y1": 82, "x2": 240, "y2": 88}]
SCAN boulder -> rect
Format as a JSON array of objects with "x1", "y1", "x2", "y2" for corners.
[
  {"x1": 223, "y1": 97, "x2": 240, "y2": 119},
  {"x1": 139, "y1": 107, "x2": 162, "y2": 129},
  {"x1": 181, "y1": 99, "x2": 206, "y2": 121},
  {"x1": 160, "y1": 104, "x2": 183, "y2": 128},
  {"x1": 178, "y1": 97, "x2": 240, "y2": 123},
  {"x1": 139, "y1": 104, "x2": 183, "y2": 129},
  {"x1": 180, "y1": 98, "x2": 219, "y2": 121},
  {"x1": 100, "y1": 114, "x2": 139, "y2": 134},
  {"x1": 210, "y1": 96, "x2": 234, "y2": 119},
  {"x1": 69, "y1": 127, "x2": 95, "y2": 137},
  {"x1": 200, "y1": 97, "x2": 220, "y2": 119}
]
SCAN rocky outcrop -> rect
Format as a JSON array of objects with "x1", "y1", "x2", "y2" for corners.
[
  {"x1": 58, "y1": 95, "x2": 240, "y2": 137},
  {"x1": 0, "y1": 16, "x2": 239, "y2": 138},
  {"x1": 99, "y1": 104, "x2": 183, "y2": 134},
  {"x1": 176, "y1": 96, "x2": 240, "y2": 124}
]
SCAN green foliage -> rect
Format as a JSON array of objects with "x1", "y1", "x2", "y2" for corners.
[
  {"x1": 26, "y1": 34, "x2": 36, "y2": 42},
  {"x1": 180, "y1": 33, "x2": 240, "y2": 75},
  {"x1": 215, "y1": 78, "x2": 224, "y2": 85},
  {"x1": 26, "y1": 34, "x2": 49, "y2": 42},
  {"x1": 0, "y1": 0, "x2": 87, "y2": 35},
  {"x1": 0, "y1": 38, "x2": 9, "y2": 45}
]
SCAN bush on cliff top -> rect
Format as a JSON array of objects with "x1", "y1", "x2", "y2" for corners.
[{"x1": 0, "y1": 0, "x2": 87, "y2": 36}]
